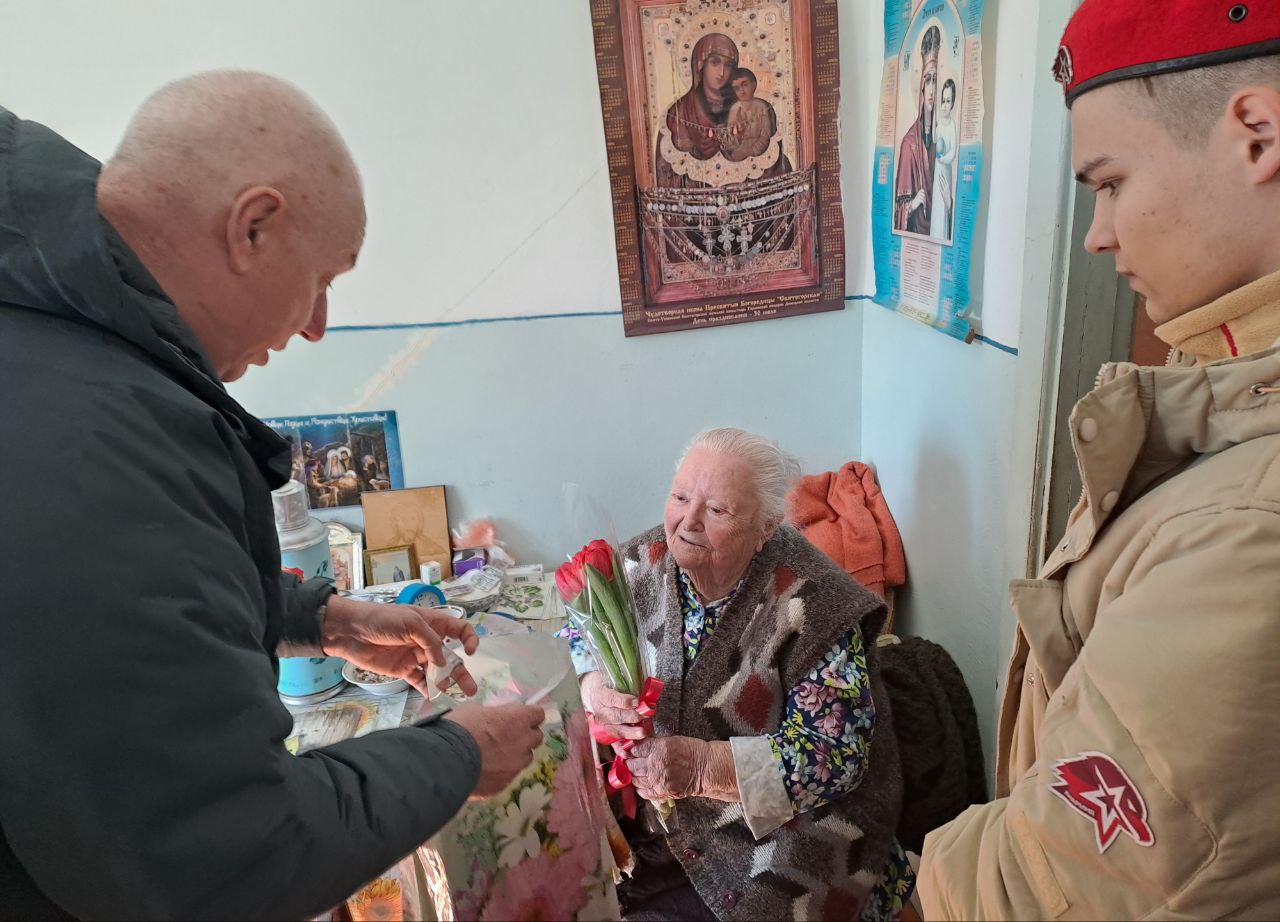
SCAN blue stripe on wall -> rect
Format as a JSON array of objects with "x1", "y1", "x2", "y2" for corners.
[
  {"x1": 327, "y1": 309, "x2": 623, "y2": 332},
  {"x1": 325, "y1": 294, "x2": 1018, "y2": 355},
  {"x1": 974, "y1": 335, "x2": 1018, "y2": 355}
]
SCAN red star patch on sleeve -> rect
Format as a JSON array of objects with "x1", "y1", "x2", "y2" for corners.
[{"x1": 1049, "y1": 751, "x2": 1155, "y2": 853}]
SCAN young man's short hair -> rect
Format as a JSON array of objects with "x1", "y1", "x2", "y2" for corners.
[
  {"x1": 1127, "y1": 54, "x2": 1280, "y2": 143},
  {"x1": 732, "y1": 67, "x2": 758, "y2": 88}
]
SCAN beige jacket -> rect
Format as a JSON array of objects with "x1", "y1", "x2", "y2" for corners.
[{"x1": 918, "y1": 345, "x2": 1280, "y2": 920}]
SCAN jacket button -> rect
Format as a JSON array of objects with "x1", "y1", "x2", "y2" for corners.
[
  {"x1": 1079, "y1": 417, "x2": 1098, "y2": 442},
  {"x1": 1100, "y1": 490, "x2": 1120, "y2": 513},
  {"x1": 682, "y1": 847, "x2": 701, "y2": 860},
  {"x1": 720, "y1": 891, "x2": 738, "y2": 910}
]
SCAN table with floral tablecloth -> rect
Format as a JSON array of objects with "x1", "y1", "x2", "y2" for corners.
[{"x1": 319, "y1": 622, "x2": 622, "y2": 922}]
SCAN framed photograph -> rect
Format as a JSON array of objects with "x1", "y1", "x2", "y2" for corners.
[
  {"x1": 361, "y1": 485, "x2": 453, "y2": 579},
  {"x1": 365, "y1": 544, "x2": 418, "y2": 587},
  {"x1": 325, "y1": 522, "x2": 365, "y2": 592}
]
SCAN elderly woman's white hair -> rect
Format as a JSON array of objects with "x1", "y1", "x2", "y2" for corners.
[{"x1": 679, "y1": 428, "x2": 803, "y2": 529}]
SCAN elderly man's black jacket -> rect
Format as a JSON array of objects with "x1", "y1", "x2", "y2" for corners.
[{"x1": 0, "y1": 107, "x2": 479, "y2": 920}]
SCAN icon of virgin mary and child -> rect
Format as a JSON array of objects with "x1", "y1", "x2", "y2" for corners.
[{"x1": 654, "y1": 32, "x2": 792, "y2": 188}]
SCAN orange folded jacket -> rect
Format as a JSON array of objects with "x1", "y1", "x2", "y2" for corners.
[{"x1": 787, "y1": 461, "x2": 906, "y2": 599}]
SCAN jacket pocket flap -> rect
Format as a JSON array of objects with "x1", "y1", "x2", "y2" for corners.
[{"x1": 1009, "y1": 579, "x2": 1080, "y2": 696}]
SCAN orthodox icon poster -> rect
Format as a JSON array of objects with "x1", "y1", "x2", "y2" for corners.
[
  {"x1": 872, "y1": 0, "x2": 986, "y2": 341},
  {"x1": 591, "y1": 0, "x2": 845, "y2": 336}
]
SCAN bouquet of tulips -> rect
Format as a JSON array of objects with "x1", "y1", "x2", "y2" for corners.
[
  {"x1": 555, "y1": 539, "x2": 644, "y2": 696},
  {"x1": 556, "y1": 538, "x2": 672, "y2": 824}
]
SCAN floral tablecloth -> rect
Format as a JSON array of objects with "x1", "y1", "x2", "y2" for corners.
[{"x1": 321, "y1": 629, "x2": 621, "y2": 922}]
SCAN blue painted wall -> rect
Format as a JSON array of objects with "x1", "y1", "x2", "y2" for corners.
[
  {"x1": 229, "y1": 308, "x2": 864, "y2": 565},
  {"x1": 859, "y1": 307, "x2": 1019, "y2": 777}
]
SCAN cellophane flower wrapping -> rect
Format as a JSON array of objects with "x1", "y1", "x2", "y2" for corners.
[
  {"x1": 417, "y1": 631, "x2": 622, "y2": 921},
  {"x1": 556, "y1": 536, "x2": 644, "y2": 696},
  {"x1": 556, "y1": 485, "x2": 674, "y2": 825}
]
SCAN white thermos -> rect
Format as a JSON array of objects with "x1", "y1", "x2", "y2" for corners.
[{"x1": 271, "y1": 481, "x2": 345, "y2": 704}]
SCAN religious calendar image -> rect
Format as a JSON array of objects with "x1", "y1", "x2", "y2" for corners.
[
  {"x1": 872, "y1": 0, "x2": 987, "y2": 341},
  {"x1": 590, "y1": 0, "x2": 846, "y2": 336}
]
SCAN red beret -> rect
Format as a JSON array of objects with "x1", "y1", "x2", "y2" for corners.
[{"x1": 1053, "y1": 1, "x2": 1280, "y2": 106}]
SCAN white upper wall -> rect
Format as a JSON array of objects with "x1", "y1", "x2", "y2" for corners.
[
  {"x1": 4, "y1": 0, "x2": 621, "y2": 326},
  {"x1": 3, "y1": 0, "x2": 939, "y2": 323}
]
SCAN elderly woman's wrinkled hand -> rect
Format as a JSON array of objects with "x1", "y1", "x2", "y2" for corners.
[
  {"x1": 624, "y1": 735, "x2": 710, "y2": 801},
  {"x1": 580, "y1": 671, "x2": 650, "y2": 740}
]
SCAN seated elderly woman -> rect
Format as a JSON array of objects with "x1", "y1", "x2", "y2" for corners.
[{"x1": 564, "y1": 429, "x2": 913, "y2": 921}]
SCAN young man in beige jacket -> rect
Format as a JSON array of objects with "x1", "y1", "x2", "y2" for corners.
[{"x1": 917, "y1": 2, "x2": 1280, "y2": 919}]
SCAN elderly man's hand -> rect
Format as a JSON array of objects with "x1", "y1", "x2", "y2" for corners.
[
  {"x1": 321, "y1": 594, "x2": 480, "y2": 697},
  {"x1": 580, "y1": 671, "x2": 650, "y2": 740},
  {"x1": 624, "y1": 735, "x2": 713, "y2": 801},
  {"x1": 444, "y1": 703, "x2": 545, "y2": 798}
]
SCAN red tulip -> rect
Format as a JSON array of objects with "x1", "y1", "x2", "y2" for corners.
[
  {"x1": 582, "y1": 539, "x2": 615, "y2": 580},
  {"x1": 555, "y1": 559, "x2": 585, "y2": 602}
]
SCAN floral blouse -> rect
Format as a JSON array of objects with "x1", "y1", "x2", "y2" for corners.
[
  {"x1": 673, "y1": 569, "x2": 874, "y2": 815},
  {"x1": 562, "y1": 568, "x2": 915, "y2": 918}
]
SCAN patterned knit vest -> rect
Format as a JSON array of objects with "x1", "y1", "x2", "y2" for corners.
[{"x1": 621, "y1": 525, "x2": 904, "y2": 921}]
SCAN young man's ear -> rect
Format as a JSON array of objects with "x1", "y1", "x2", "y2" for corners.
[
  {"x1": 225, "y1": 186, "x2": 287, "y2": 274},
  {"x1": 1227, "y1": 86, "x2": 1280, "y2": 185}
]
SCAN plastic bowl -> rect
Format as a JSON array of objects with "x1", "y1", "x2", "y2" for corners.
[{"x1": 341, "y1": 661, "x2": 410, "y2": 696}]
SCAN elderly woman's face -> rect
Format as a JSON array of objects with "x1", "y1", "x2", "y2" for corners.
[{"x1": 664, "y1": 446, "x2": 767, "y2": 593}]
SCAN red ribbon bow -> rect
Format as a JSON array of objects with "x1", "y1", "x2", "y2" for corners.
[
  {"x1": 635, "y1": 676, "x2": 663, "y2": 718},
  {"x1": 587, "y1": 678, "x2": 665, "y2": 819}
]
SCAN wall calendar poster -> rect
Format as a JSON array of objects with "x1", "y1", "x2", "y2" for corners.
[
  {"x1": 872, "y1": 0, "x2": 986, "y2": 341},
  {"x1": 590, "y1": 0, "x2": 846, "y2": 336}
]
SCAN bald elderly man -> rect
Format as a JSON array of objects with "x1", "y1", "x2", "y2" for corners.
[{"x1": 0, "y1": 73, "x2": 544, "y2": 920}]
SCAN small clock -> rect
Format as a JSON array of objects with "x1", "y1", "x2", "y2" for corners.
[{"x1": 394, "y1": 582, "x2": 448, "y2": 607}]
